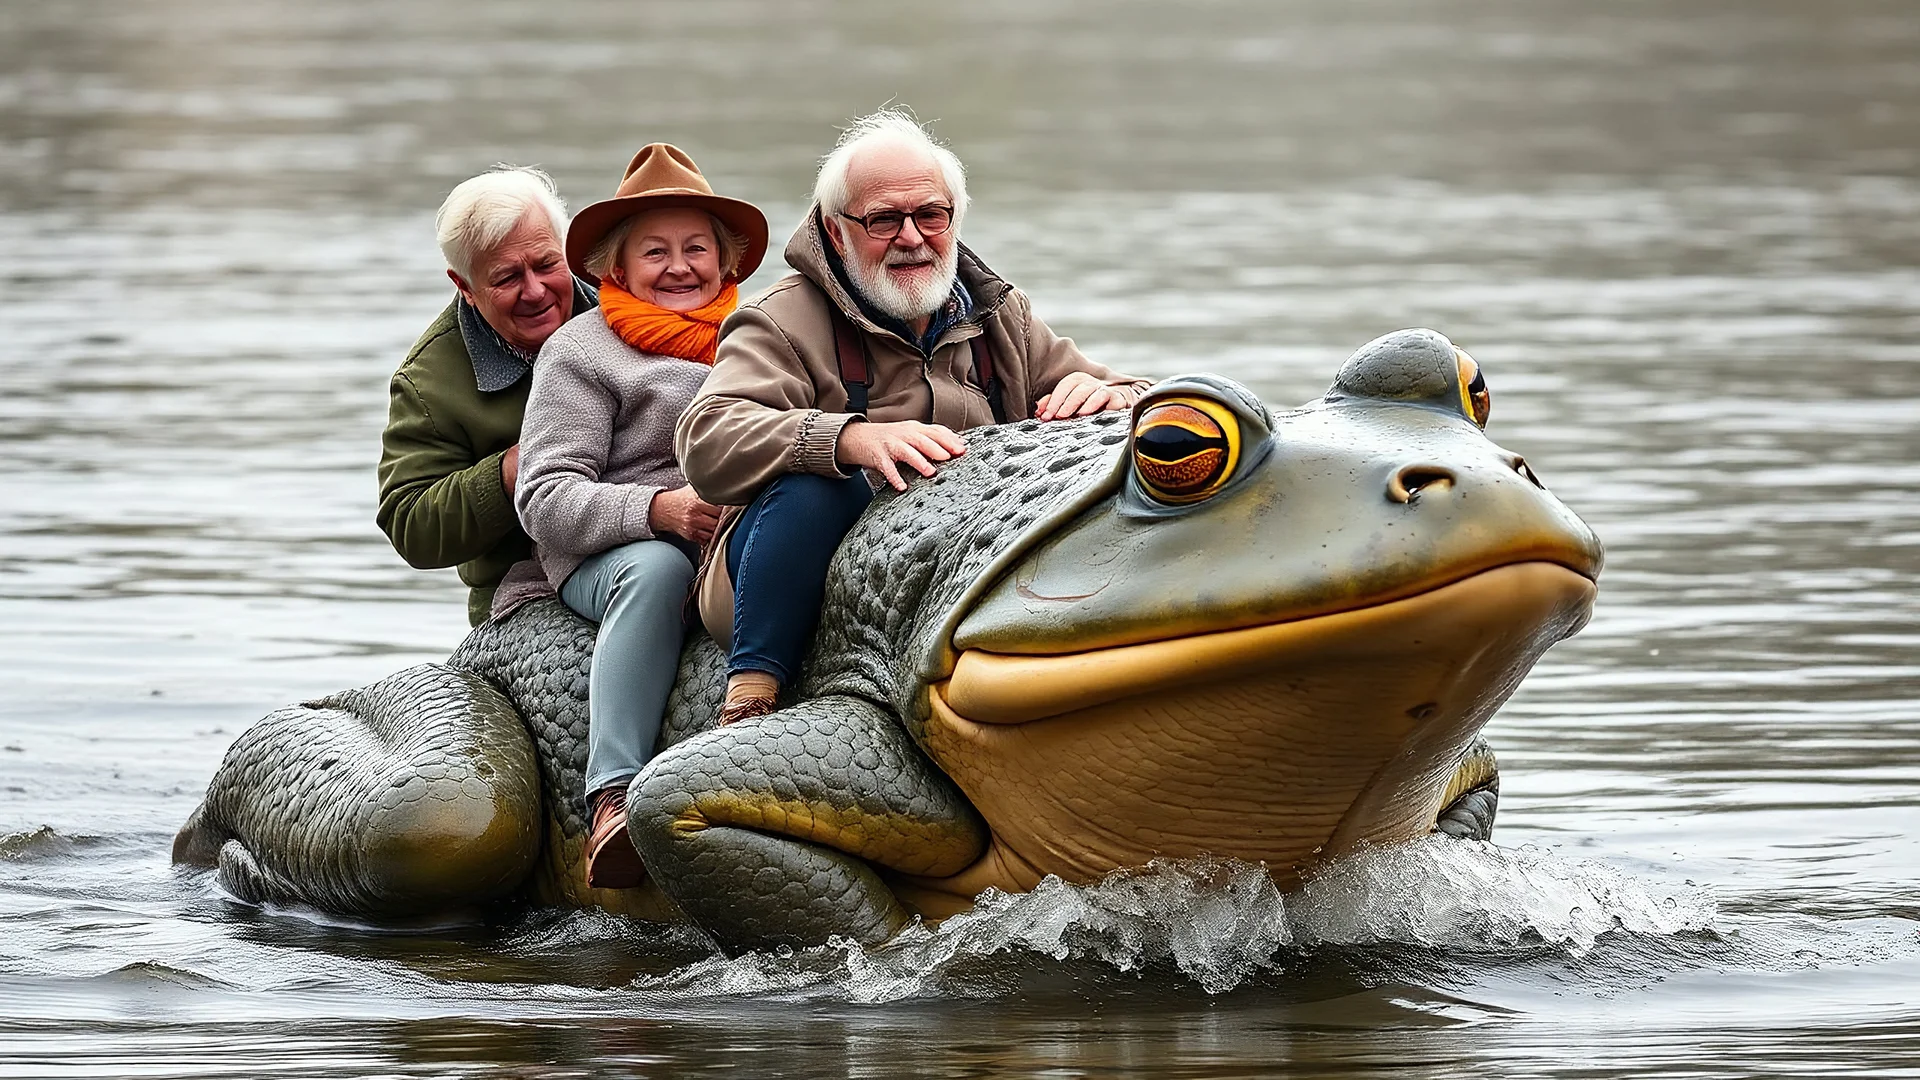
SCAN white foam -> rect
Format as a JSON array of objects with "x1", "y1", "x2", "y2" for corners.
[
  {"x1": 626, "y1": 840, "x2": 1718, "y2": 1000},
  {"x1": 1291, "y1": 837, "x2": 1718, "y2": 952},
  {"x1": 854, "y1": 856, "x2": 1294, "y2": 998}
]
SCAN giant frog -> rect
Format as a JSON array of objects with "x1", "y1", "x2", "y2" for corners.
[{"x1": 174, "y1": 329, "x2": 1602, "y2": 952}]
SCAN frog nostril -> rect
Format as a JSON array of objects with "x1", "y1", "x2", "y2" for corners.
[
  {"x1": 1389, "y1": 465, "x2": 1456, "y2": 503},
  {"x1": 1512, "y1": 456, "x2": 1546, "y2": 489}
]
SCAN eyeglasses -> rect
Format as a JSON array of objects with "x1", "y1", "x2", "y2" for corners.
[{"x1": 837, "y1": 203, "x2": 954, "y2": 241}]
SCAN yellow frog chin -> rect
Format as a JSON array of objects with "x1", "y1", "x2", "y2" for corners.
[{"x1": 899, "y1": 561, "x2": 1595, "y2": 918}]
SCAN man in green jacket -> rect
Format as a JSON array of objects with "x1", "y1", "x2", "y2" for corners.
[{"x1": 378, "y1": 166, "x2": 598, "y2": 626}]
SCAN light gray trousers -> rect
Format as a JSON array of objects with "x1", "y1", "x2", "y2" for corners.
[{"x1": 558, "y1": 539, "x2": 695, "y2": 800}]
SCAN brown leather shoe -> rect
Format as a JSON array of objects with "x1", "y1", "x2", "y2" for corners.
[
  {"x1": 717, "y1": 694, "x2": 778, "y2": 727},
  {"x1": 585, "y1": 785, "x2": 645, "y2": 890}
]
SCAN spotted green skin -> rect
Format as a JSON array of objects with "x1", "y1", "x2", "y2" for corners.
[{"x1": 177, "y1": 329, "x2": 1586, "y2": 951}]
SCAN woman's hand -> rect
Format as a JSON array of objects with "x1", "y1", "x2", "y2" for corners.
[
  {"x1": 1035, "y1": 372, "x2": 1137, "y2": 422},
  {"x1": 835, "y1": 420, "x2": 968, "y2": 492},
  {"x1": 649, "y1": 485, "x2": 722, "y2": 545}
]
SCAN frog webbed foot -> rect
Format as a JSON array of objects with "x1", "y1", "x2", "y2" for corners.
[
  {"x1": 629, "y1": 694, "x2": 986, "y2": 954},
  {"x1": 212, "y1": 838, "x2": 296, "y2": 906},
  {"x1": 1432, "y1": 739, "x2": 1501, "y2": 841}
]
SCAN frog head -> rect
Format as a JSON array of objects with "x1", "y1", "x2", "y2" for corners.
[{"x1": 911, "y1": 329, "x2": 1602, "y2": 902}]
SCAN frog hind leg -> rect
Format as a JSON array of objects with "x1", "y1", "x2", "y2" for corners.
[
  {"x1": 171, "y1": 663, "x2": 543, "y2": 918},
  {"x1": 629, "y1": 694, "x2": 986, "y2": 953}
]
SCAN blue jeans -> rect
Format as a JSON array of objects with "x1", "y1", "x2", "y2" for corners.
[
  {"x1": 726, "y1": 472, "x2": 874, "y2": 686},
  {"x1": 558, "y1": 540, "x2": 695, "y2": 799}
]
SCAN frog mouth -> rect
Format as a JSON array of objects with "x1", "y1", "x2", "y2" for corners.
[
  {"x1": 936, "y1": 562, "x2": 1594, "y2": 725},
  {"x1": 911, "y1": 562, "x2": 1596, "y2": 901}
]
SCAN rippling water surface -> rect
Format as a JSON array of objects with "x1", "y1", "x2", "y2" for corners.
[{"x1": 3, "y1": 1, "x2": 1917, "y2": 1075}]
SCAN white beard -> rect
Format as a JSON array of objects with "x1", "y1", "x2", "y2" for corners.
[{"x1": 844, "y1": 236, "x2": 959, "y2": 323}]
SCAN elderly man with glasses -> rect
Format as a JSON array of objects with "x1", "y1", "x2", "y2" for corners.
[{"x1": 675, "y1": 108, "x2": 1148, "y2": 724}]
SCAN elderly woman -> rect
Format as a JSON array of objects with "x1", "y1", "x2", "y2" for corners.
[{"x1": 513, "y1": 144, "x2": 768, "y2": 888}]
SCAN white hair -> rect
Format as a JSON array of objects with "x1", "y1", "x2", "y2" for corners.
[
  {"x1": 813, "y1": 108, "x2": 969, "y2": 234},
  {"x1": 435, "y1": 166, "x2": 568, "y2": 282}
]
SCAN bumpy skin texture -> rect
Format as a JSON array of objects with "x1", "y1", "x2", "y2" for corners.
[
  {"x1": 177, "y1": 329, "x2": 1596, "y2": 950},
  {"x1": 805, "y1": 412, "x2": 1137, "y2": 737},
  {"x1": 631, "y1": 697, "x2": 984, "y2": 950},
  {"x1": 446, "y1": 599, "x2": 726, "y2": 919}
]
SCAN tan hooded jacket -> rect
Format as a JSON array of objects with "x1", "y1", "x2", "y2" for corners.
[
  {"x1": 673, "y1": 210, "x2": 1148, "y2": 641},
  {"x1": 674, "y1": 210, "x2": 1148, "y2": 507}
]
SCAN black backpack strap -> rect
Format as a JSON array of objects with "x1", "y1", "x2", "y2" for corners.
[
  {"x1": 831, "y1": 301, "x2": 1008, "y2": 424},
  {"x1": 969, "y1": 332, "x2": 1009, "y2": 424},
  {"x1": 829, "y1": 305, "x2": 871, "y2": 415}
]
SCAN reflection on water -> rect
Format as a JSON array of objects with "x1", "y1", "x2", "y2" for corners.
[{"x1": 2, "y1": 0, "x2": 1918, "y2": 1075}]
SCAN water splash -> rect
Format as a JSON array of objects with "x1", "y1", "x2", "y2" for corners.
[
  {"x1": 628, "y1": 840, "x2": 1718, "y2": 1000},
  {"x1": 1292, "y1": 837, "x2": 1718, "y2": 953},
  {"x1": 863, "y1": 856, "x2": 1293, "y2": 998}
]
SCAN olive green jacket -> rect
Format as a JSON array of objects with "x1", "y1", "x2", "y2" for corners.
[{"x1": 377, "y1": 285, "x2": 593, "y2": 625}]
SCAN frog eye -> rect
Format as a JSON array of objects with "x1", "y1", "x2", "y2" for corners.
[
  {"x1": 1132, "y1": 397, "x2": 1242, "y2": 504},
  {"x1": 1456, "y1": 348, "x2": 1490, "y2": 428}
]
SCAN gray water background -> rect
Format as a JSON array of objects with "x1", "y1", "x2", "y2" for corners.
[{"x1": 1, "y1": 0, "x2": 1917, "y2": 1075}]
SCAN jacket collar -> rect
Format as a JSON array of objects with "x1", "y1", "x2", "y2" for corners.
[
  {"x1": 786, "y1": 207, "x2": 1013, "y2": 355},
  {"x1": 457, "y1": 276, "x2": 599, "y2": 392}
]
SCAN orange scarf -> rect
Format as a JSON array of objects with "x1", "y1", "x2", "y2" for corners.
[{"x1": 598, "y1": 279, "x2": 739, "y2": 364}]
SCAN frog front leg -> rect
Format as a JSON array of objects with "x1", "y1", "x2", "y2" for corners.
[{"x1": 628, "y1": 694, "x2": 986, "y2": 953}]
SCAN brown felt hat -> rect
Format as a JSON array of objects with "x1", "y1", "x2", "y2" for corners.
[{"x1": 565, "y1": 143, "x2": 769, "y2": 285}]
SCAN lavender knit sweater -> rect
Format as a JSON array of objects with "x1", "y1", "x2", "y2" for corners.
[{"x1": 514, "y1": 311, "x2": 711, "y2": 590}]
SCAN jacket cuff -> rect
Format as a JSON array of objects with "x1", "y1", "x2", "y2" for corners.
[
  {"x1": 464, "y1": 450, "x2": 519, "y2": 537},
  {"x1": 623, "y1": 484, "x2": 661, "y2": 541},
  {"x1": 793, "y1": 410, "x2": 862, "y2": 478}
]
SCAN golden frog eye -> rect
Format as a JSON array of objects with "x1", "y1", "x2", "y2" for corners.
[
  {"x1": 1456, "y1": 348, "x2": 1490, "y2": 428},
  {"x1": 1132, "y1": 397, "x2": 1241, "y2": 504}
]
